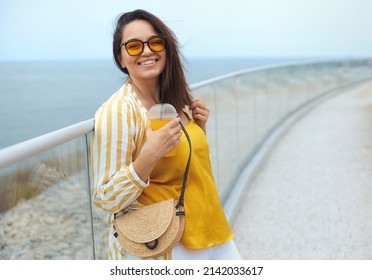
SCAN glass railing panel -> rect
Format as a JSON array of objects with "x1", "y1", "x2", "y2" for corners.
[
  {"x1": 235, "y1": 74, "x2": 258, "y2": 162},
  {"x1": 0, "y1": 135, "x2": 94, "y2": 259},
  {"x1": 343, "y1": 61, "x2": 360, "y2": 84},
  {"x1": 305, "y1": 63, "x2": 329, "y2": 100},
  {"x1": 357, "y1": 62, "x2": 372, "y2": 80},
  {"x1": 212, "y1": 77, "x2": 240, "y2": 197},
  {"x1": 299, "y1": 64, "x2": 313, "y2": 102},
  {"x1": 303, "y1": 64, "x2": 316, "y2": 97},
  {"x1": 273, "y1": 67, "x2": 292, "y2": 125},
  {"x1": 192, "y1": 85, "x2": 219, "y2": 188},
  {"x1": 330, "y1": 62, "x2": 341, "y2": 88},
  {"x1": 212, "y1": 59, "x2": 371, "y2": 205},
  {"x1": 339, "y1": 61, "x2": 352, "y2": 85},
  {"x1": 285, "y1": 65, "x2": 303, "y2": 112},
  {"x1": 86, "y1": 131, "x2": 109, "y2": 260},
  {"x1": 275, "y1": 67, "x2": 292, "y2": 122},
  {"x1": 265, "y1": 68, "x2": 289, "y2": 130},
  {"x1": 90, "y1": 199, "x2": 109, "y2": 260},
  {"x1": 251, "y1": 71, "x2": 269, "y2": 142}
]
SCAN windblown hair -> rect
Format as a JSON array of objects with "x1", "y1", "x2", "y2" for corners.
[{"x1": 113, "y1": 9, "x2": 192, "y2": 112}]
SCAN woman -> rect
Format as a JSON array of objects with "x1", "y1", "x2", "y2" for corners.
[{"x1": 90, "y1": 9, "x2": 241, "y2": 260}]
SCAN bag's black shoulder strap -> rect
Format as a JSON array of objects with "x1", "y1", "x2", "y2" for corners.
[{"x1": 175, "y1": 121, "x2": 192, "y2": 215}]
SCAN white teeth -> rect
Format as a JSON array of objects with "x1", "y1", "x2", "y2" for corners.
[{"x1": 140, "y1": 60, "x2": 156, "y2": 66}]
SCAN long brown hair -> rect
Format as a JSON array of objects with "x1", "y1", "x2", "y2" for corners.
[{"x1": 113, "y1": 9, "x2": 192, "y2": 112}]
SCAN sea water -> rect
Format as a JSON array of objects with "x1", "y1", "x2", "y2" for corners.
[{"x1": 0, "y1": 57, "x2": 306, "y2": 148}]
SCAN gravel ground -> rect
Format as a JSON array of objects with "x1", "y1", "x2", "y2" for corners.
[
  {"x1": 233, "y1": 80, "x2": 372, "y2": 259},
  {"x1": 0, "y1": 175, "x2": 108, "y2": 260}
]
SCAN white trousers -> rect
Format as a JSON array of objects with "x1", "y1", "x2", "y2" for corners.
[{"x1": 125, "y1": 240, "x2": 242, "y2": 260}]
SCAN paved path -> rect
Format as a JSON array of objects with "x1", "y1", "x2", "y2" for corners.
[{"x1": 233, "y1": 80, "x2": 372, "y2": 259}]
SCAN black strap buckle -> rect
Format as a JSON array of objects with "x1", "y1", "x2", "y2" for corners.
[{"x1": 145, "y1": 239, "x2": 159, "y2": 250}]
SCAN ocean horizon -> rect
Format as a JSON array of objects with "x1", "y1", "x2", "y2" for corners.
[{"x1": 0, "y1": 56, "x2": 312, "y2": 148}]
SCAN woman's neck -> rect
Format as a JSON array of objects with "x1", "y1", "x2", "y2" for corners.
[{"x1": 129, "y1": 77, "x2": 161, "y2": 110}]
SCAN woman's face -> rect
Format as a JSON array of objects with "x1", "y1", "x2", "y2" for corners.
[{"x1": 120, "y1": 20, "x2": 166, "y2": 84}]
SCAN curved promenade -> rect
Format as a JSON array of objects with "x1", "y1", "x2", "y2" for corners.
[{"x1": 233, "y1": 80, "x2": 372, "y2": 259}]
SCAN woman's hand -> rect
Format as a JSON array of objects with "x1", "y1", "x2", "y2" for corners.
[
  {"x1": 133, "y1": 118, "x2": 181, "y2": 183},
  {"x1": 191, "y1": 98, "x2": 210, "y2": 133},
  {"x1": 145, "y1": 118, "x2": 181, "y2": 160}
]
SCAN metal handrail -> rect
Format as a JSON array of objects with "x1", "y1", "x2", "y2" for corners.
[
  {"x1": 190, "y1": 57, "x2": 369, "y2": 89},
  {"x1": 0, "y1": 119, "x2": 94, "y2": 169}
]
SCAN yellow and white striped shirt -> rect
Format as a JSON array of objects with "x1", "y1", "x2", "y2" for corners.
[{"x1": 90, "y1": 81, "x2": 151, "y2": 259}]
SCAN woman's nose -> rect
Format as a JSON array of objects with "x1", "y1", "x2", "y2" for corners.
[{"x1": 142, "y1": 42, "x2": 153, "y2": 55}]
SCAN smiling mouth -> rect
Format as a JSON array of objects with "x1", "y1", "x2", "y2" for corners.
[{"x1": 138, "y1": 59, "x2": 158, "y2": 66}]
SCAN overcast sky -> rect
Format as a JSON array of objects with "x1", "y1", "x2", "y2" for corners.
[{"x1": 1, "y1": 0, "x2": 372, "y2": 60}]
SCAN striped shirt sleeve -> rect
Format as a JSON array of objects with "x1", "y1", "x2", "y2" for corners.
[{"x1": 90, "y1": 86, "x2": 148, "y2": 214}]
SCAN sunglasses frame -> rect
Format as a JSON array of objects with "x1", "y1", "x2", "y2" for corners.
[{"x1": 121, "y1": 36, "x2": 166, "y2": 56}]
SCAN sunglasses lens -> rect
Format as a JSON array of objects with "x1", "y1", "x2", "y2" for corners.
[
  {"x1": 149, "y1": 37, "x2": 165, "y2": 52},
  {"x1": 126, "y1": 41, "x2": 143, "y2": 56}
]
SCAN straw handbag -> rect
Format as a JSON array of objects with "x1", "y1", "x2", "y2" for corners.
[{"x1": 113, "y1": 123, "x2": 191, "y2": 258}]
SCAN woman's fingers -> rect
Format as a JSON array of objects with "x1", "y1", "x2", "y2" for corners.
[
  {"x1": 191, "y1": 98, "x2": 209, "y2": 132},
  {"x1": 163, "y1": 117, "x2": 181, "y2": 129},
  {"x1": 146, "y1": 118, "x2": 182, "y2": 158}
]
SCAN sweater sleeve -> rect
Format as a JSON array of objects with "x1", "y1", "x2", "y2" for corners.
[{"x1": 90, "y1": 92, "x2": 149, "y2": 213}]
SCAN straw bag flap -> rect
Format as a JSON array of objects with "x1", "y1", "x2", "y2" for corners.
[
  {"x1": 113, "y1": 199, "x2": 185, "y2": 258},
  {"x1": 115, "y1": 199, "x2": 176, "y2": 242}
]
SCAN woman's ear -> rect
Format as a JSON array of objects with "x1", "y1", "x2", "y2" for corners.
[{"x1": 118, "y1": 54, "x2": 125, "y2": 69}]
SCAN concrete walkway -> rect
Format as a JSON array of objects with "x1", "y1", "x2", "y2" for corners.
[{"x1": 233, "y1": 80, "x2": 372, "y2": 259}]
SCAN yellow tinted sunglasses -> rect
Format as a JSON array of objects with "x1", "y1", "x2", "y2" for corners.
[{"x1": 121, "y1": 36, "x2": 166, "y2": 56}]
